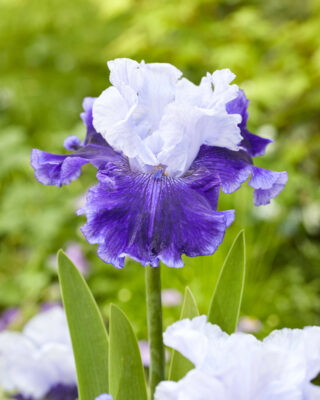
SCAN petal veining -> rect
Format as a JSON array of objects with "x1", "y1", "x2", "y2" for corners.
[{"x1": 79, "y1": 160, "x2": 234, "y2": 268}]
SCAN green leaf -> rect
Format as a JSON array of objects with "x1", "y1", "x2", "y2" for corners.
[
  {"x1": 57, "y1": 250, "x2": 109, "y2": 400},
  {"x1": 207, "y1": 230, "x2": 246, "y2": 334},
  {"x1": 109, "y1": 304, "x2": 148, "y2": 400},
  {"x1": 168, "y1": 287, "x2": 199, "y2": 381}
]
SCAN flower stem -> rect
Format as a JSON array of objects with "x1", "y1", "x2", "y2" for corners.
[{"x1": 145, "y1": 265, "x2": 165, "y2": 399}]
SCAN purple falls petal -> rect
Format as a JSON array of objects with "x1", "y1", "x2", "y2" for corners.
[
  {"x1": 249, "y1": 167, "x2": 288, "y2": 206},
  {"x1": 241, "y1": 130, "x2": 273, "y2": 157},
  {"x1": 78, "y1": 160, "x2": 234, "y2": 269},
  {"x1": 31, "y1": 144, "x2": 121, "y2": 187},
  {"x1": 192, "y1": 146, "x2": 252, "y2": 194},
  {"x1": 13, "y1": 385, "x2": 78, "y2": 400},
  {"x1": 31, "y1": 149, "x2": 88, "y2": 187},
  {"x1": 31, "y1": 95, "x2": 119, "y2": 187},
  {"x1": 45, "y1": 384, "x2": 78, "y2": 400},
  {"x1": 193, "y1": 145, "x2": 287, "y2": 205}
]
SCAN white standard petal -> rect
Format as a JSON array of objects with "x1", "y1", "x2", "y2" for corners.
[
  {"x1": 93, "y1": 85, "x2": 158, "y2": 166},
  {"x1": 129, "y1": 61, "x2": 182, "y2": 137},
  {"x1": 263, "y1": 326, "x2": 320, "y2": 383},
  {"x1": 155, "y1": 369, "x2": 226, "y2": 400},
  {"x1": 23, "y1": 307, "x2": 71, "y2": 347},
  {"x1": 0, "y1": 307, "x2": 76, "y2": 399},
  {"x1": 160, "y1": 317, "x2": 320, "y2": 400},
  {"x1": 157, "y1": 102, "x2": 241, "y2": 176},
  {"x1": 158, "y1": 68, "x2": 242, "y2": 176},
  {"x1": 306, "y1": 384, "x2": 320, "y2": 400},
  {"x1": 95, "y1": 395, "x2": 113, "y2": 400},
  {"x1": 92, "y1": 85, "x2": 136, "y2": 142},
  {"x1": 94, "y1": 59, "x2": 184, "y2": 169},
  {"x1": 163, "y1": 315, "x2": 228, "y2": 368},
  {"x1": 156, "y1": 103, "x2": 201, "y2": 176},
  {"x1": 94, "y1": 60, "x2": 244, "y2": 176},
  {"x1": 107, "y1": 58, "x2": 140, "y2": 89},
  {"x1": 176, "y1": 68, "x2": 239, "y2": 110},
  {"x1": 0, "y1": 332, "x2": 49, "y2": 398},
  {"x1": 39, "y1": 343, "x2": 77, "y2": 388}
]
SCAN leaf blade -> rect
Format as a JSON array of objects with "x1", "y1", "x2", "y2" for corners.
[
  {"x1": 109, "y1": 304, "x2": 148, "y2": 400},
  {"x1": 207, "y1": 230, "x2": 246, "y2": 334},
  {"x1": 58, "y1": 250, "x2": 109, "y2": 400},
  {"x1": 168, "y1": 287, "x2": 199, "y2": 381}
]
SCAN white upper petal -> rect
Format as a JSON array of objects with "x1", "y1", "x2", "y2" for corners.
[
  {"x1": 159, "y1": 68, "x2": 242, "y2": 176},
  {"x1": 95, "y1": 395, "x2": 113, "y2": 400},
  {"x1": 107, "y1": 58, "x2": 140, "y2": 89},
  {"x1": 263, "y1": 326, "x2": 320, "y2": 382},
  {"x1": 155, "y1": 369, "x2": 227, "y2": 400},
  {"x1": 157, "y1": 102, "x2": 241, "y2": 176},
  {"x1": 158, "y1": 316, "x2": 320, "y2": 400},
  {"x1": 163, "y1": 316, "x2": 209, "y2": 367},
  {"x1": 0, "y1": 307, "x2": 76, "y2": 399},
  {"x1": 93, "y1": 59, "x2": 243, "y2": 176},
  {"x1": 23, "y1": 307, "x2": 71, "y2": 347}
]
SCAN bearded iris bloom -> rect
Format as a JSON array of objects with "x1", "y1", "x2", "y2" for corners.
[
  {"x1": 31, "y1": 59, "x2": 287, "y2": 268},
  {"x1": 155, "y1": 316, "x2": 320, "y2": 400},
  {"x1": 0, "y1": 307, "x2": 77, "y2": 400}
]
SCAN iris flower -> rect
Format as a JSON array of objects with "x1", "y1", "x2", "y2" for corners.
[
  {"x1": 0, "y1": 307, "x2": 77, "y2": 400},
  {"x1": 31, "y1": 59, "x2": 287, "y2": 268},
  {"x1": 155, "y1": 316, "x2": 320, "y2": 400}
]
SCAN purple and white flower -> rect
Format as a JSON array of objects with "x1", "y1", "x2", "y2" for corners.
[
  {"x1": 0, "y1": 307, "x2": 77, "y2": 400},
  {"x1": 0, "y1": 307, "x2": 20, "y2": 331},
  {"x1": 161, "y1": 289, "x2": 183, "y2": 307},
  {"x1": 31, "y1": 58, "x2": 287, "y2": 268},
  {"x1": 155, "y1": 316, "x2": 320, "y2": 400},
  {"x1": 95, "y1": 395, "x2": 113, "y2": 400}
]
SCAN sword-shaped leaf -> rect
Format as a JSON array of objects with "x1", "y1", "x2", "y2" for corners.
[
  {"x1": 207, "y1": 230, "x2": 246, "y2": 334},
  {"x1": 168, "y1": 287, "x2": 199, "y2": 381},
  {"x1": 58, "y1": 250, "x2": 109, "y2": 400}
]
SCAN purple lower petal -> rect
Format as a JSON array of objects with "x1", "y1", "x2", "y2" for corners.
[
  {"x1": 12, "y1": 395, "x2": 32, "y2": 400},
  {"x1": 31, "y1": 144, "x2": 121, "y2": 187},
  {"x1": 192, "y1": 146, "x2": 252, "y2": 194},
  {"x1": 240, "y1": 130, "x2": 273, "y2": 157},
  {"x1": 13, "y1": 384, "x2": 78, "y2": 400},
  {"x1": 249, "y1": 167, "x2": 288, "y2": 206},
  {"x1": 32, "y1": 94, "x2": 118, "y2": 187},
  {"x1": 193, "y1": 145, "x2": 287, "y2": 205},
  {"x1": 31, "y1": 149, "x2": 88, "y2": 187},
  {"x1": 45, "y1": 384, "x2": 78, "y2": 400},
  {"x1": 79, "y1": 160, "x2": 234, "y2": 268}
]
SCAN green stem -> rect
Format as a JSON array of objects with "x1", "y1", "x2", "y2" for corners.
[{"x1": 145, "y1": 265, "x2": 165, "y2": 400}]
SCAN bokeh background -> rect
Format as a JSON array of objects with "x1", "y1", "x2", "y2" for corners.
[{"x1": 0, "y1": 0, "x2": 320, "y2": 340}]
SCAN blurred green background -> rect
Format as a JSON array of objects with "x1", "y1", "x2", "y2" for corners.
[{"x1": 0, "y1": 0, "x2": 319, "y2": 339}]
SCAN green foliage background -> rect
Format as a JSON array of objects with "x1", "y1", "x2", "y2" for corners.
[{"x1": 0, "y1": 0, "x2": 319, "y2": 339}]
